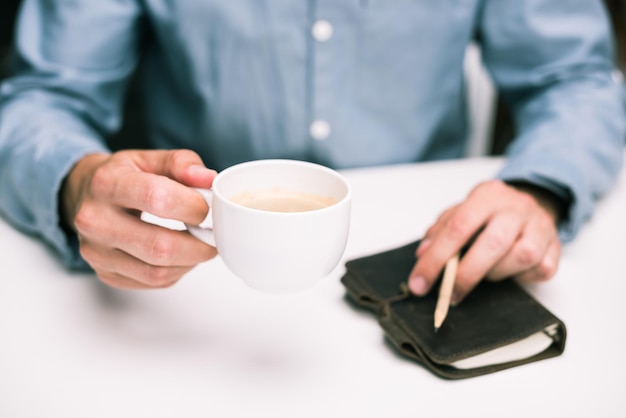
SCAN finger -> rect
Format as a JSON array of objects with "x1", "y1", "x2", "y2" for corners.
[
  {"x1": 134, "y1": 149, "x2": 217, "y2": 189},
  {"x1": 418, "y1": 206, "x2": 457, "y2": 247},
  {"x1": 79, "y1": 207, "x2": 217, "y2": 267},
  {"x1": 82, "y1": 242, "x2": 195, "y2": 288},
  {"x1": 416, "y1": 207, "x2": 458, "y2": 258},
  {"x1": 91, "y1": 165, "x2": 211, "y2": 225},
  {"x1": 451, "y1": 212, "x2": 524, "y2": 303},
  {"x1": 416, "y1": 238, "x2": 431, "y2": 257},
  {"x1": 97, "y1": 271, "x2": 158, "y2": 290},
  {"x1": 97, "y1": 271, "x2": 183, "y2": 290},
  {"x1": 409, "y1": 201, "x2": 492, "y2": 295},
  {"x1": 486, "y1": 213, "x2": 557, "y2": 280},
  {"x1": 515, "y1": 239, "x2": 561, "y2": 283}
]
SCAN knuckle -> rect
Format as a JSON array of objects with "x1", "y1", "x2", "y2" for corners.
[
  {"x1": 89, "y1": 164, "x2": 112, "y2": 197},
  {"x1": 483, "y1": 229, "x2": 509, "y2": 251},
  {"x1": 148, "y1": 234, "x2": 176, "y2": 265},
  {"x1": 169, "y1": 149, "x2": 196, "y2": 167},
  {"x1": 73, "y1": 203, "x2": 98, "y2": 235},
  {"x1": 444, "y1": 213, "x2": 472, "y2": 240},
  {"x1": 145, "y1": 265, "x2": 179, "y2": 287},
  {"x1": 78, "y1": 242, "x2": 97, "y2": 265},
  {"x1": 515, "y1": 241, "x2": 542, "y2": 267},
  {"x1": 97, "y1": 273, "x2": 126, "y2": 289},
  {"x1": 538, "y1": 214, "x2": 558, "y2": 234},
  {"x1": 535, "y1": 257, "x2": 558, "y2": 281},
  {"x1": 487, "y1": 179, "x2": 506, "y2": 192},
  {"x1": 144, "y1": 184, "x2": 173, "y2": 215},
  {"x1": 473, "y1": 180, "x2": 502, "y2": 197}
]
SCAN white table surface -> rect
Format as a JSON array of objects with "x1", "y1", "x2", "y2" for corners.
[{"x1": 1, "y1": 155, "x2": 625, "y2": 418}]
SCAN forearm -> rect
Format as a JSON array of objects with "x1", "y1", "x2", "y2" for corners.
[
  {"x1": 0, "y1": 0, "x2": 143, "y2": 267},
  {"x1": 480, "y1": 0, "x2": 626, "y2": 242},
  {"x1": 497, "y1": 75, "x2": 625, "y2": 241},
  {"x1": 0, "y1": 95, "x2": 109, "y2": 268}
]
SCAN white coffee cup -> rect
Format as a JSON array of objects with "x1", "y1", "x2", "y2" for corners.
[{"x1": 187, "y1": 159, "x2": 352, "y2": 293}]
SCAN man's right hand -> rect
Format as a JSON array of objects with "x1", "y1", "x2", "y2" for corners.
[{"x1": 60, "y1": 149, "x2": 219, "y2": 289}]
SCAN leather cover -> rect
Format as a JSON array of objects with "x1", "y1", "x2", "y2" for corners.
[{"x1": 341, "y1": 240, "x2": 567, "y2": 379}]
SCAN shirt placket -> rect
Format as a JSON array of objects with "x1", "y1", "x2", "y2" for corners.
[{"x1": 308, "y1": 1, "x2": 338, "y2": 157}]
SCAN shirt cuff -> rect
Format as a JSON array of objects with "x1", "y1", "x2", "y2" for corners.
[
  {"x1": 33, "y1": 139, "x2": 109, "y2": 270},
  {"x1": 496, "y1": 158, "x2": 589, "y2": 243}
]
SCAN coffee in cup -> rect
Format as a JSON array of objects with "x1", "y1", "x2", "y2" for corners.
[
  {"x1": 229, "y1": 188, "x2": 336, "y2": 212},
  {"x1": 187, "y1": 159, "x2": 351, "y2": 293}
]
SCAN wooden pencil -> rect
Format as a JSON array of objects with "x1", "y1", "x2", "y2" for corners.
[{"x1": 434, "y1": 252, "x2": 460, "y2": 332}]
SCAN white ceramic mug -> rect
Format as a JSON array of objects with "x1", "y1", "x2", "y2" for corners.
[{"x1": 187, "y1": 159, "x2": 352, "y2": 293}]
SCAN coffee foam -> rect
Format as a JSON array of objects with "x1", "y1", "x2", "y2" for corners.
[{"x1": 229, "y1": 188, "x2": 336, "y2": 212}]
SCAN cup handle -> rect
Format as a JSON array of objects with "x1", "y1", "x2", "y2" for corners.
[{"x1": 186, "y1": 188, "x2": 216, "y2": 247}]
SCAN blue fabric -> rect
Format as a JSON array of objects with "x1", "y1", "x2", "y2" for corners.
[{"x1": 1, "y1": 0, "x2": 624, "y2": 268}]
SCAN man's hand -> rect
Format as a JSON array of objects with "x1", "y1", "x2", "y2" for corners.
[
  {"x1": 60, "y1": 149, "x2": 218, "y2": 289},
  {"x1": 408, "y1": 180, "x2": 563, "y2": 304}
]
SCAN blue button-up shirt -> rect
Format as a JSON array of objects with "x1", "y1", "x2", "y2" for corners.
[{"x1": 1, "y1": 0, "x2": 624, "y2": 268}]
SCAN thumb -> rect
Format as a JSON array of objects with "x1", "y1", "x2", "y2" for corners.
[{"x1": 135, "y1": 149, "x2": 217, "y2": 188}]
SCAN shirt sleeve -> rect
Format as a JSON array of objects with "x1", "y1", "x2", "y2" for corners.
[
  {"x1": 478, "y1": 0, "x2": 626, "y2": 242},
  {"x1": 0, "y1": 0, "x2": 144, "y2": 268}
]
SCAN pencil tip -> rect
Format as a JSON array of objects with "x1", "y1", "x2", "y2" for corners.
[{"x1": 434, "y1": 326, "x2": 439, "y2": 333}]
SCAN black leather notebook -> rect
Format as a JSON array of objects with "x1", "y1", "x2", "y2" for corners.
[{"x1": 341, "y1": 240, "x2": 567, "y2": 379}]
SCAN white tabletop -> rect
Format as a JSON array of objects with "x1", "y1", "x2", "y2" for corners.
[{"x1": 1, "y1": 156, "x2": 625, "y2": 418}]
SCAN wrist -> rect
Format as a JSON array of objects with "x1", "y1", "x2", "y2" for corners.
[
  {"x1": 506, "y1": 181, "x2": 569, "y2": 225},
  {"x1": 59, "y1": 153, "x2": 110, "y2": 231}
]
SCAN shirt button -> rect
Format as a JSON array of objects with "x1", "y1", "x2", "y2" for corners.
[
  {"x1": 312, "y1": 20, "x2": 333, "y2": 42},
  {"x1": 309, "y1": 120, "x2": 331, "y2": 140}
]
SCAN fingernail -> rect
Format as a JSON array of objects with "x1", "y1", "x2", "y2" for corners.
[{"x1": 409, "y1": 276, "x2": 428, "y2": 295}]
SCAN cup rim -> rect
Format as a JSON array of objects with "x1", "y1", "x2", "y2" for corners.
[{"x1": 212, "y1": 159, "x2": 352, "y2": 216}]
